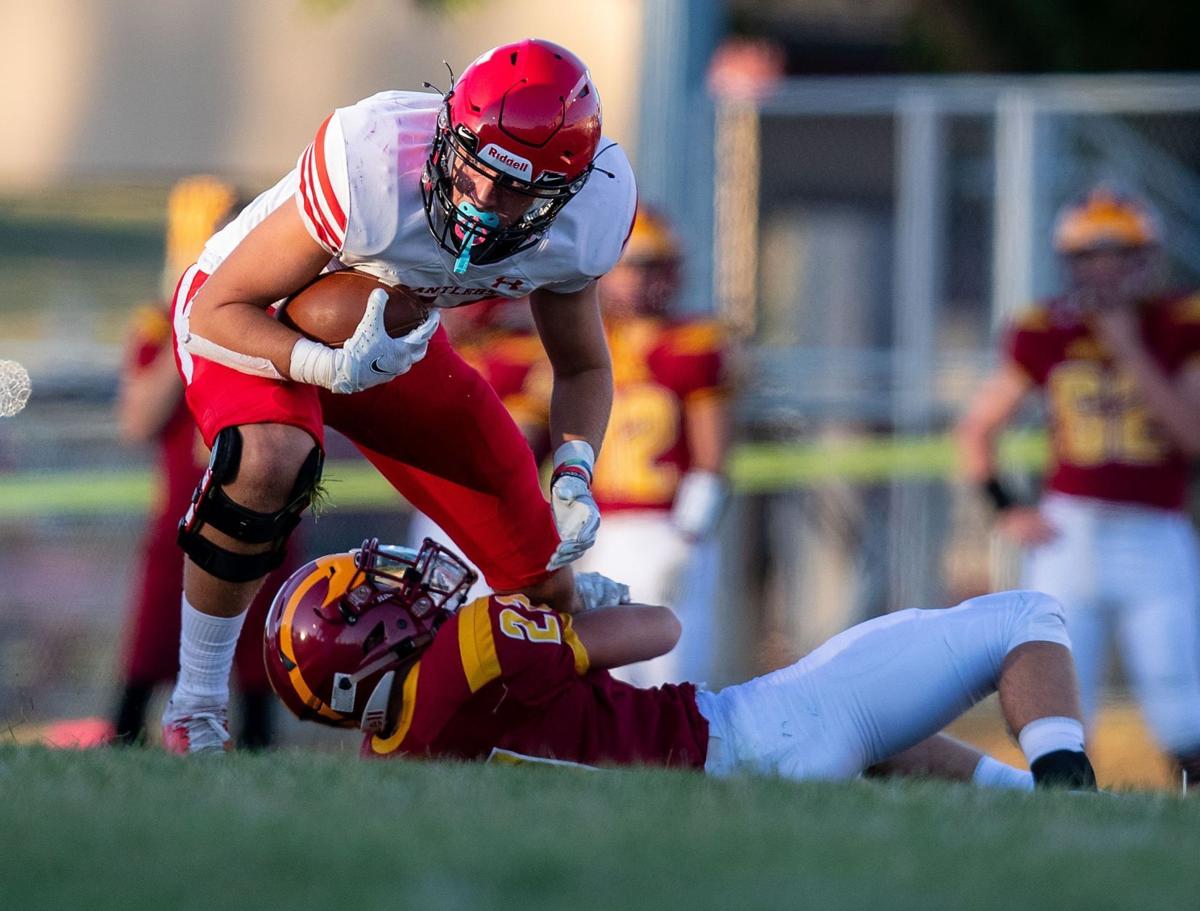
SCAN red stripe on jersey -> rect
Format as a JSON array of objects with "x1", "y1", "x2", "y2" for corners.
[
  {"x1": 313, "y1": 114, "x2": 347, "y2": 233},
  {"x1": 303, "y1": 142, "x2": 344, "y2": 247},
  {"x1": 299, "y1": 146, "x2": 338, "y2": 253}
]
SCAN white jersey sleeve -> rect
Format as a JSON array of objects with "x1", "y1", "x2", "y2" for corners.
[
  {"x1": 295, "y1": 111, "x2": 351, "y2": 256},
  {"x1": 295, "y1": 92, "x2": 432, "y2": 263},
  {"x1": 530, "y1": 141, "x2": 638, "y2": 294}
]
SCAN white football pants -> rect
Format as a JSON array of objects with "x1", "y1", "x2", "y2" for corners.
[
  {"x1": 574, "y1": 510, "x2": 720, "y2": 687},
  {"x1": 695, "y1": 591, "x2": 1071, "y2": 780},
  {"x1": 1023, "y1": 493, "x2": 1200, "y2": 755}
]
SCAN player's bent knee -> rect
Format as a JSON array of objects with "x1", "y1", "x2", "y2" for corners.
[
  {"x1": 1006, "y1": 590, "x2": 1071, "y2": 652},
  {"x1": 177, "y1": 425, "x2": 324, "y2": 583}
]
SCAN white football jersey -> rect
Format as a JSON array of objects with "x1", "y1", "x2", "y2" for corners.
[{"x1": 199, "y1": 91, "x2": 638, "y2": 308}]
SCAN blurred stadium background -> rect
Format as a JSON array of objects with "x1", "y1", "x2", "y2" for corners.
[{"x1": 1, "y1": 0, "x2": 1198, "y2": 785}]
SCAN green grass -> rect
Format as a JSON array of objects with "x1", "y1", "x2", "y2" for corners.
[{"x1": 1, "y1": 745, "x2": 1196, "y2": 910}]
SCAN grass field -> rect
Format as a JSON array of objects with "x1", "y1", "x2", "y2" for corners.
[{"x1": 2, "y1": 745, "x2": 1197, "y2": 911}]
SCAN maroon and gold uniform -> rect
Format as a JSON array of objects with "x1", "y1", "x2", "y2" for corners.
[
  {"x1": 362, "y1": 594, "x2": 709, "y2": 768},
  {"x1": 473, "y1": 317, "x2": 729, "y2": 513},
  {"x1": 1004, "y1": 292, "x2": 1200, "y2": 511},
  {"x1": 592, "y1": 317, "x2": 727, "y2": 513}
]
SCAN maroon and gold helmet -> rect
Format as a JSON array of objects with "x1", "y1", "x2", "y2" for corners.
[{"x1": 263, "y1": 538, "x2": 476, "y2": 732}]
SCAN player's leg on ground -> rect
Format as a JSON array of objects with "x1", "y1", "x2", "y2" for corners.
[
  {"x1": 697, "y1": 590, "x2": 1093, "y2": 787},
  {"x1": 868, "y1": 733, "x2": 1033, "y2": 790},
  {"x1": 1022, "y1": 495, "x2": 1110, "y2": 728},
  {"x1": 996, "y1": 640, "x2": 1095, "y2": 788},
  {"x1": 321, "y1": 328, "x2": 567, "y2": 606},
  {"x1": 1112, "y1": 513, "x2": 1200, "y2": 789},
  {"x1": 165, "y1": 423, "x2": 319, "y2": 753}
]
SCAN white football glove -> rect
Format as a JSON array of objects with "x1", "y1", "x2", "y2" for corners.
[
  {"x1": 289, "y1": 288, "x2": 440, "y2": 394},
  {"x1": 670, "y1": 470, "x2": 728, "y2": 541},
  {"x1": 573, "y1": 572, "x2": 631, "y2": 612},
  {"x1": 546, "y1": 440, "x2": 601, "y2": 571}
]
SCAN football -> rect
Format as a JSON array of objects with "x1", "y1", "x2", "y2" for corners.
[{"x1": 277, "y1": 270, "x2": 430, "y2": 348}]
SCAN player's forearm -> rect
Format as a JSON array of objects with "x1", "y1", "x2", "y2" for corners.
[
  {"x1": 1114, "y1": 348, "x2": 1200, "y2": 456},
  {"x1": 685, "y1": 394, "x2": 730, "y2": 473},
  {"x1": 187, "y1": 296, "x2": 304, "y2": 377},
  {"x1": 956, "y1": 366, "x2": 1030, "y2": 483},
  {"x1": 548, "y1": 364, "x2": 613, "y2": 454},
  {"x1": 572, "y1": 604, "x2": 681, "y2": 668},
  {"x1": 955, "y1": 418, "x2": 1002, "y2": 484}
]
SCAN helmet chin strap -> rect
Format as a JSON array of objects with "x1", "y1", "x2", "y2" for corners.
[
  {"x1": 452, "y1": 202, "x2": 501, "y2": 274},
  {"x1": 360, "y1": 670, "x2": 396, "y2": 733}
]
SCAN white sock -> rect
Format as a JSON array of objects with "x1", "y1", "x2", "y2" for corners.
[
  {"x1": 171, "y1": 594, "x2": 247, "y2": 709},
  {"x1": 1017, "y1": 716, "x2": 1085, "y2": 766},
  {"x1": 972, "y1": 754, "x2": 1034, "y2": 791}
]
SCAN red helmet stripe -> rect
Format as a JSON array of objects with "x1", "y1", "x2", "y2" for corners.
[
  {"x1": 367, "y1": 662, "x2": 422, "y2": 754},
  {"x1": 279, "y1": 568, "x2": 344, "y2": 721}
]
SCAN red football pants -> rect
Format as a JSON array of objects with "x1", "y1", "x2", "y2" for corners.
[{"x1": 171, "y1": 266, "x2": 558, "y2": 592}]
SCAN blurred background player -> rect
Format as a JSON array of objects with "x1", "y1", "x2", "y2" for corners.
[
  {"x1": 464, "y1": 207, "x2": 732, "y2": 686},
  {"x1": 957, "y1": 184, "x2": 1200, "y2": 787},
  {"x1": 110, "y1": 175, "x2": 295, "y2": 748},
  {"x1": 578, "y1": 206, "x2": 730, "y2": 687}
]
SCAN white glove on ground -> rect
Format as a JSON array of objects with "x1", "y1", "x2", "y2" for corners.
[
  {"x1": 546, "y1": 440, "x2": 600, "y2": 571},
  {"x1": 290, "y1": 288, "x2": 440, "y2": 394},
  {"x1": 574, "y1": 571, "x2": 631, "y2": 612}
]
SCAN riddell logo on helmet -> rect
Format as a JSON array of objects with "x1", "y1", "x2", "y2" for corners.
[{"x1": 480, "y1": 144, "x2": 533, "y2": 179}]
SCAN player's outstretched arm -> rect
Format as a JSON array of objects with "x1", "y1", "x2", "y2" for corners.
[
  {"x1": 532, "y1": 283, "x2": 613, "y2": 569},
  {"x1": 186, "y1": 203, "x2": 332, "y2": 376},
  {"x1": 571, "y1": 603, "x2": 681, "y2": 670},
  {"x1": 955, "y1": 362, "x2": 1030, "y2": 485}
]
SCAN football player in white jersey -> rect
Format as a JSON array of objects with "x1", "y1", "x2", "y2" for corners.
[{"x1": 162, "y1": 39, "x2": 637, "y2": 752}]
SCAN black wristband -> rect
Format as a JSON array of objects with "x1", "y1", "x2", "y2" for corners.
[{"x1": 980, "y1": 477, "x2": 1018, "y2": 513}]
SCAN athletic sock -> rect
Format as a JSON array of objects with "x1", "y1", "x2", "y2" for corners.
[
  {"x1": 170, "y1": 595, "x2": 246, "y2": 711},
  {"x1": 1018, "y1": 716, "x2": 1095, "y2": 790},
  {"x1": 1017, "y1": 716, "x2": 1085, "y2": 765},
  {"x1": 972, "y1": 755, "x2": 1034, "y2": 791}
]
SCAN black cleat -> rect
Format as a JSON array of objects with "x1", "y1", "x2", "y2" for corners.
[{"x1": 1031, "y1": 750, "x2": 1098, "y2": 791}]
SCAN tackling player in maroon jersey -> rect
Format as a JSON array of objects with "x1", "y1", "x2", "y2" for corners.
[
  {"x1": 264, "y1": 537, "x2": 1099, "y2": 791},
  {"x1": 958, "y1": 185, "x2": 1200, "y2": 787}
]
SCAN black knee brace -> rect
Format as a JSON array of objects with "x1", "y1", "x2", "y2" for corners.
[{"x1": 178, "y1": 426, "x2": 323, "y2": 583}]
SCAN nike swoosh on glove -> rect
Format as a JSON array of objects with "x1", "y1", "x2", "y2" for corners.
[{"x1": 289, "y1": 288, "x2": 440, "y2": 394}]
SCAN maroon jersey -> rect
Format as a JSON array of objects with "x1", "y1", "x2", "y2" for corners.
[
  {"x1": 475, "y1": 317, "x2": 729, "y2": 513},
  {"x1": 126, "y1": 306, "x2": 204, "y2": 542},
  {"x1": 362, "y1": 594, "x2": 710, "y2": 768},
  {"x1": 1004, "y1": 292, "x2": 1200, "y2": 510}
]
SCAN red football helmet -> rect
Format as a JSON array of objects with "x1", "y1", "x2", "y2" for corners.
[
  {"x1": 263, "y1": 538, "x2": 476, "y2": 732},
  {"x1": 422, "y1": 38, "x2": 603, "y2": 270}
]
